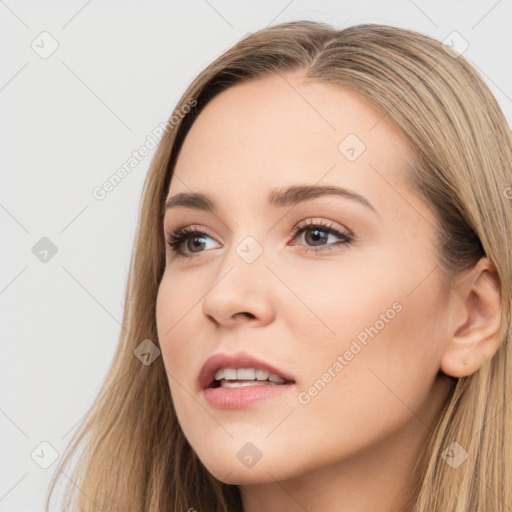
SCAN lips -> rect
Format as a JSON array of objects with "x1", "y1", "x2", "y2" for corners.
[{"x1": 198, "y1": 351, "x2": 295, "y2": 390}]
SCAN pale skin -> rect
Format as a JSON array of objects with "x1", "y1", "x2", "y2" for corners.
[{"x1": 155, "y1": 71, "x2": 502, "y2": 512}]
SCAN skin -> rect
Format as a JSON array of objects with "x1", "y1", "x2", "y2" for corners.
[{"x1": 155, "y1": 71, "x2": 501, "y2": 512}]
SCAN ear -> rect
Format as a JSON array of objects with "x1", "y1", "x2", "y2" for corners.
[{"x1": 440, "y1": 257, "x2": 502, "y2": 378}]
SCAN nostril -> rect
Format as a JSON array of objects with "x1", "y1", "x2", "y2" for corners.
[{"x1": 233, "y1": 312, "x2": 255, "y2": 320}]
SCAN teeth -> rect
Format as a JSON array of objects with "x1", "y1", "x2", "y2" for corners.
[
  {"x1": 213, "y1": 367, "x2": 287, "y2": 384},
  {"x1": 223, "y1": 369, "x2": 237, "y2": 380},
  {"x1": 255, "y1": 369, "x2": 270, "y2": 380},
  {"x1": 268, "y1": 374, "x2": 286, "y2": 384},
  {"x1": 237, "y1": 368, "x2": 256, "y2": 380}
]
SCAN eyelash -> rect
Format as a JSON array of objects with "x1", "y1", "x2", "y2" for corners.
[{"x1": 165, "y1": 219, "x2": 354, "y2": 258}]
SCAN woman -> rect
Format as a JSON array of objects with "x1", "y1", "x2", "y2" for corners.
[{"x1": 46, "y1": 20, "x2": 512, "y2": 511}]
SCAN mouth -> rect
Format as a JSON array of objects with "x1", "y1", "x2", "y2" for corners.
[
  {"x1": 209, "y1": 367, "x2": 295, "y2": 389},
  {"x1": 198, "y1": 351, "x2": 296, "y2": 391},
  {"x1": 200, "y1": 352, "x2": 297, "y2": 409}
]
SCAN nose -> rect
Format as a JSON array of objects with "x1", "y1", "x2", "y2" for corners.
[{"x1": 201, "y1": 246, "x2": 276, "y2": 328}]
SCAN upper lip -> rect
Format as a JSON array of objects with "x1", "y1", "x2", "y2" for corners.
[{"x1": 198, "y1": 351, "x2": 295, "y2": 390}]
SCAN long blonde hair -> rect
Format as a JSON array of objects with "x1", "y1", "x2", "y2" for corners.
[{"x1": 46, "y1": 20, "x2": 512, "y2": 511}]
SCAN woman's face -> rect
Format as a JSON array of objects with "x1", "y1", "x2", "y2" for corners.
[{"x1": 156, "y1": 71, "x2": 454, "y2": 485}]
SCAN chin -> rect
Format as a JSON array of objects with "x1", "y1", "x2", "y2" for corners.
[
  {"x1": 195, "y1": 443, "x2": 309, "y2": 486},
  {"x1": 202, "y1": 460, "x2": 282, "y2": 485}
]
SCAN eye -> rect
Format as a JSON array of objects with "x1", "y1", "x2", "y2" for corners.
[
  {"x1": 165, "y1": 219, "x2": 354, "y2": 258},
  {"x1": 165, "y1": 226, "x2": 219, "y2": 257},
  {"x1": 289, "y1": 219, "x2": 353, "y2": 253}
]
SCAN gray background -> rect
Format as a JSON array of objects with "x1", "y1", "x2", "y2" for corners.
[{"x1": 1, "y1": 1, "x2": 511, "y2": 510}]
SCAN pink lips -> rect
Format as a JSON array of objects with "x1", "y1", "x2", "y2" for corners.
[{"x1": 198, "y1": 351, "x2": 296, "y2": 409}]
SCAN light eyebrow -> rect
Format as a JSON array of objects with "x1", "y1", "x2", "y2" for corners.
[{"x1": 162, "y1": 184, "x2": 378, "y2": 217}]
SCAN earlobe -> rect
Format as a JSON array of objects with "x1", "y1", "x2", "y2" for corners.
[{"x1": 439, "y1": 257, "x2": 502, "y2": 378}]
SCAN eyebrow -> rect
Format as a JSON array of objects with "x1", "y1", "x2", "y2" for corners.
[{"x1": 162, "y1": 184, "x2": 378, "y2": 216}]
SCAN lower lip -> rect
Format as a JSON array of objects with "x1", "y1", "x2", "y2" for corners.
[{"x1": 204, "y1": 382, "x2": 296, "y2": 409}]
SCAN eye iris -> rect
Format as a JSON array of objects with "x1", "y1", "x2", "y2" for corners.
[
  {"x1": 305, "y1": 228, "x2": 328, "y2": 246},
  {"x1": 187, "y1": 235, "x2": 207, "y2": 253}
]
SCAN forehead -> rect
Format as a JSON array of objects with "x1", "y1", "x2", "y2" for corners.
[{"x1": 168, "y1": 73, "x2": 415, "y2": 213}]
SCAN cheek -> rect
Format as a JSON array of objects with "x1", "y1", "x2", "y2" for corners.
[
  {"x1": 285, "y1": 251, "x2": 445, "y2": 414},
  {"x1": 155, "y1": 274, "x2": 204, "y2": 430},
  {"x1": 155, "y1": 273, "x2": 198, "y2": 380},
  {"x1": 294, "y1": 271, "x2": 448, "y2": 451},
  {"x1": 270, "y1": 256, "x2": 402, "y2": 348}
]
